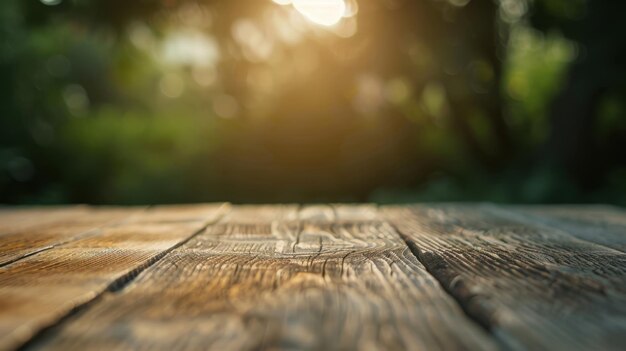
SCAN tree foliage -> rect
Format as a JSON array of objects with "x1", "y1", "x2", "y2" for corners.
[{"x1": 1, "y1": 0, "x2": 624, "y2": 204}]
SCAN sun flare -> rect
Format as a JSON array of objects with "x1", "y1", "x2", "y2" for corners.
[{"x1": 291, "y1": 0, "x2": 347, "y2": 27}]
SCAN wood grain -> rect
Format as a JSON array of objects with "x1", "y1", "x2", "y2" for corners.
[
  {"x1": 0, "y1": 204, "x2": 227, "y2": 351},
  {"x1": 385, "y1": 204, "x2": 626, "y2": 351},
  {"x1": 24, "y1": 205, "x2": 497, "y2": 351},
  {"x1": 509, "y1": 205, "x2": 626, "y2": 252},
  {"x1": 0, "y1": 207, "x2": 148, "y2": 267},
  {"x1": 0, "y1": 206, "x2": 87, "y2": 235}
]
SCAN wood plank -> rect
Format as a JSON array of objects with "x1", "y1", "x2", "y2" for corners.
[
  {"x1": 0, "y1": 206, "x2": 88, "y2": 235},
  {"x1": 24, "y1": 205, "x2": 497, "y2": 351},
  {"x1": 0, "y1": 207, "x2": 147, "y2": 267},
  {"x1": 508, "y1": 205, "x2": 626, "y2": 252},
  {"x1": 384, "y1": 204, "x2": 626, "y2": 351},
  {"x1": 0, "y1": 203, "x2": 228, "y2": 351}
]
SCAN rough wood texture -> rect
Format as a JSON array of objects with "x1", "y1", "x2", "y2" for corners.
[
  {"x1": 510, "y1": 205, "x2": 626, "y2": 252},
  {"x1": 385, "y1": 204, "x2": 626, "y2": 351},
  {"x1": 1, "y1": 204, "x2": 625, "y2": 351},
  {"x1": 24, "y1": 205, "x2": 496, "y2": 351},
  {"x1": 0, "y1": 204, "x2": 227, "y2": 351},
  {"x1": 0, "y1": 207, "x2": 146, "y2": 267},
  {"x1": 0, "y1": 207, "x2": 86, "y2": 234}
]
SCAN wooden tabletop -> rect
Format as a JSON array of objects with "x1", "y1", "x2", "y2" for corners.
[{"x1": 0, "y1": 204, "x2": 625, "y2": 351}]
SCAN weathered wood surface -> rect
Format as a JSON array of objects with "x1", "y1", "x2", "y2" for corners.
[
  {"x1": 0, "y1": 203, "x2": 625, "y2": 351},
  {"x1": 385, "y1": 204, "x2": 626, "y2": 350},
  {"x1": 0, "y1": 204, "x2": 227, "y2": 351},
  {"x1": 0, "y1": 206, "x2": 86, "y2": 234},
  {"x1": 510, "y1": 205, "x2": 626, "y2": 252},
  {"x1": 0, "y1": 207, "x2": 145, "y2": 267},
  {"x1": 24, "y1": 205, "x2": 496, "y2": 350}
]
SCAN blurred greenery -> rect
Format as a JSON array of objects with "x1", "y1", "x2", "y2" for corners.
[{"x1": 1, "y1": 0, "x2": 625, "y2": 205}]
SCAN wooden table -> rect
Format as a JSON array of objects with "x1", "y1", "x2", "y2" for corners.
[{"x1": 1, "y1": 204, "x2": 625, "y2": 350}]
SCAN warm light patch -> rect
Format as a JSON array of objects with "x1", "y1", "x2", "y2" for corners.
[{"x1": 292, "y1": 0, "x2": 346, "y2": 26}]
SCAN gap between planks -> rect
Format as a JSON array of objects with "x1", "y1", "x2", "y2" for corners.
[
  {"x1": 0, "y1": 203, "x2": 230, "y2": 351},
  {"x1": 16, "y1": 218, "x2": 216, "y2": 351},
  {"x1": 8, "y1": 204, "x2": 624, "y2": 350},
  {"x1": 19, "y1": 204, "x2": 498, "y2": 351},
  {"x1": 0, "y1": 207, "x2": 147, "y2": 268},
  {"x1": 384, "y1": 204, "x2": 626, "y2": 351}
]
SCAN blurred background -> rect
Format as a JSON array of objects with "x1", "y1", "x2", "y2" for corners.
[{"x1": 1, "y1": 0, "x2": 625, "y2": 205}]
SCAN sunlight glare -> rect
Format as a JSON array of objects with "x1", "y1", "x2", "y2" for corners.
[{"x1": 292, "y1": 0, "x2": 346, "y2": 27}]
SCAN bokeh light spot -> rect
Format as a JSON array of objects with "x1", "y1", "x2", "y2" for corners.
[
  {"x1": 159, "y1": 74, "x2": 185, "y2": 98},
  {"x1": 40, "y1": 0, "x2": 62, "y2": 6},
  {"x1": 213, "y1": 94, "x2": 240, "y2": 119},
  {"x1": 63, "y1": 84, "x2": 90, "y2": 115},
  {"x1": 292, "y1": 0, "x2": 346, "y2": 26}
]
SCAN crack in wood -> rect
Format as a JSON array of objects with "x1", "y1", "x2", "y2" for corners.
[
  {"x1": 11, "y1": 204, "x2": 230, "y2": 351},
  {"x1": 384, "y1": 204, "x2": 626, "y2": 351}
]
